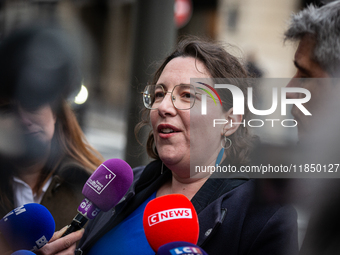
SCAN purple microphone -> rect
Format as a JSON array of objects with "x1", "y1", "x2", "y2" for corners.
[{"x1": 62, "y1": 158, "x2": 133, "y2": 237}]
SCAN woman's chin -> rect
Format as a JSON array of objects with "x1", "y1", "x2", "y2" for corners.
[{"x1": 160, "y1": 157, "x2": 183, "y2": 168}]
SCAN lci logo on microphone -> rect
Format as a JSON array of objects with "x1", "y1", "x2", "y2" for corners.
[
  {"x1": 170, "y1": 246, "x2": 203, "y2": 255},
  {"x1": 148, "y1": 208, "x2": 192, "y2": 226}
]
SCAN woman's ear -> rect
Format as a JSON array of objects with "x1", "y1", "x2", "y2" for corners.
[{"x1": 221, "y1": 108, "x2": 243, "y2": 136}]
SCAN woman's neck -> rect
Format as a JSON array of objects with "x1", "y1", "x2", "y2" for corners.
[
  {"x1": 14, "y1": 153, "x2": 49, "y2": 191},
  {"x1": 157, "y1": 174, "x2": 209, "y2": 200}
]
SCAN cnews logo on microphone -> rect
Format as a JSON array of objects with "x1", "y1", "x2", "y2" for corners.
[
  {"x1": 148, "y1": 208, "x2": 192, "y2": 226},
  {"x1": 170, "y1": 246, "x2": 203, "y2": 255}
]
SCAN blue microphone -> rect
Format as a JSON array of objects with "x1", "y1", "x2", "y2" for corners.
[
  {"x1": 156, "y1": 241, "x2": 208, "y2": 255},
  {"x1": 0, "y1": 203, "x2": 55, "y2": 251},
  {"x1": 11, "y1": 250, "x2": 36, "y2": 255}
]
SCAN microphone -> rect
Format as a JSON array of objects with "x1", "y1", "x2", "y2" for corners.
[
  {"x1": 0, "y1": 203, "x2": 55, "y2": 252},
  {"x1": 156, "y1": 241, "x2": 208, "y2": 255},
  {"x1": 143, "y1": 194, "x2": 199, "y2": 252},
  {"x1": 62, "y1": 158, "x2": 133, "y2": 236},
  {"x1": 11, "y1": 250, "x2": 36, "y2": 255}
]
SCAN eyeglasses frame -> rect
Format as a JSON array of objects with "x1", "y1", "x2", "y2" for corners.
[{"x1": 142, "y1": 84, "x2": 202, "y2": 110}]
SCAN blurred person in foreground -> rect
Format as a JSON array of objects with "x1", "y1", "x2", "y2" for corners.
[
  {"x1": 58, "y1": 36, "x2": 299, "y2": 255},
  {"x1": 0, "y1": 97, "x2": 104, "y2": 229},
  {"x1": 282, "y1": 1, "x2": 340, "y2": 254},
  {"x1": 0, "y1": 26, "x2": 104, "y2": 253}
]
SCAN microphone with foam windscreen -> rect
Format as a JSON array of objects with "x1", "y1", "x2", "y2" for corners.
[
  {"x1": 11, "y1": 250, "x2": 36, "y2": 255},
  {"x1": 0, "y1": 203, "x2": 55, "y2": 252},
  {"x1": 143, "y1": 194, "x2": 199, "y2": 252},
  {"x1": 156, "y1": 241, "x2": 208, "y2": 255},
  {"x1": 62, "y1": 158, "x2": 133, "y2": 237}
]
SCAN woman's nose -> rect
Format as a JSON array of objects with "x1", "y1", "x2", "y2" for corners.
[
  {"x1": 157, "y1": 93, "x2": 177, "y2": 116},
  {"x1": 17, "y1": 108, "x2": 32, "y2": 126}
]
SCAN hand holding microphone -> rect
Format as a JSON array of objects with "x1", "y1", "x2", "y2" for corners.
[
  {"x1": 0, "y1": 158, "x2": 133, "y2": 255},
  {"x1": 20, "y1": 158, "x2": 133, "y2": 255},
  {"x1": 34, "y1": 226, "x2": 84, "y2": 255},
  {"x1": 143, "y1": 194, "x2": 199, "y2": 252},
  {"x1": 0, "y1": 203, "x2": 82, "y2": 255},
  {"x1": 62, "y1": 158, "x2": 133, "y2": 236}
]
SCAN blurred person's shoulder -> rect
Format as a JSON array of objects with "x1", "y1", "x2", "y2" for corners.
[{"x1": 55, "y1": 156, "x2": 91, "y2": 183}]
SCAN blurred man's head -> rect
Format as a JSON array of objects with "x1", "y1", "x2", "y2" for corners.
[
  {"x1": 0, "y1": 25, "x2": 80, "y2": 107},
  {"x1": 285, "y1": 1, "x2": 340, "y2": 77},
  {"x1": 284, "y1": 1, "x2": 340, "y2": 140}
]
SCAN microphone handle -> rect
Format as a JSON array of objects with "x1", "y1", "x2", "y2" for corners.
[{"x1": 61, "y1": 213, "x2": 88, "y2": 237}]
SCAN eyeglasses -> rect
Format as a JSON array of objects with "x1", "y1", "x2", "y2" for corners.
[{"x1": 142, "y1": 84, "x2": 200, "y2": 110}]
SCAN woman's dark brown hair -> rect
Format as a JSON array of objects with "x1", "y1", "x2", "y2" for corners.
[{"x1": 136, "y1": 36, "x2": 257, "y2": 166}]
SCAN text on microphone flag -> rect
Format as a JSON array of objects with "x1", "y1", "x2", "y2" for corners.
[
  {"x1": 85, "y1": 163, "x2": 116, "y2": 195},
  {"x1": 170, "y1": 246, "x2": 203, "y2": 255}
]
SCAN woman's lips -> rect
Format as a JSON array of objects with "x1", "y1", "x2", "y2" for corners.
[{"x1": 157, "y1": 124, "x2": 180, "y2": 138}]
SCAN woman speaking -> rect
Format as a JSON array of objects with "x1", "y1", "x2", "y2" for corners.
[
  {"x1": 78, "y1": 37, "x2": 298, "y2": 255},
  {"x1": 35, "y1": 36, "x2": 298, "y2": 255}
]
